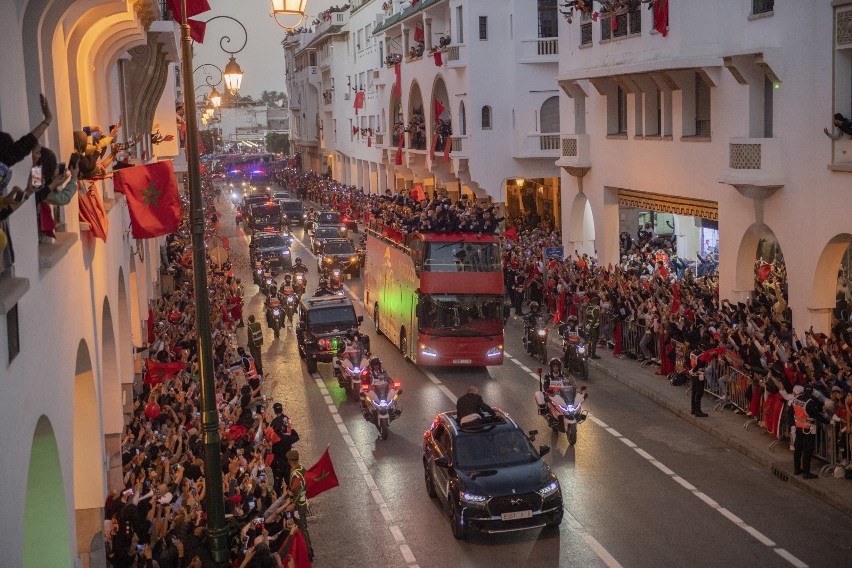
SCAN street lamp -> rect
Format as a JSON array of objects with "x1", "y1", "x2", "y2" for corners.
[
  {"x1": 223, "y1": 55, "x2": 243, "y2": 95},
  {"x1": 271, "y1": 0, "x2": 308, "y2": 30},
  {"x1": 209, "y1": 86, "x2": 222, "y2": 108}
]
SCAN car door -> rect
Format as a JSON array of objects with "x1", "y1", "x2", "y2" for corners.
[{"x1": 430, "y1": 424, "x2": 453, "y2": 506}]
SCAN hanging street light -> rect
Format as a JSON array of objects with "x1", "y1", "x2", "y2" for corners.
[
  {"x1": 271, "y1": 0, "x2": 308, "y2": 30},
  {"x1": 223, "y1": 55, "x2": 243, "y2": 95},
  {"x1": 209, "y1": 86, "x2": 222, "y2": 108}
]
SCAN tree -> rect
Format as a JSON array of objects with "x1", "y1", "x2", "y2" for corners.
[
  {"x1": 259, "y1": 90, "x2": 288, "y2": 108},
  {"x1": 266, "y1": 132, "x2": 289, "y2": 154},
  {"x1": 199, "y1": 130, "x2": 221, "y2": 154}
]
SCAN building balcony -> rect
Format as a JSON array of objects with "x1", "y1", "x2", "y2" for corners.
[
  {"x1": 515, "y1": 133, "x2": 561, "y2": 159},
  {"x1": 445, "y1": 45, "x2": 466, "y2": 68},
  {"x1": 450, "y1": 135, "x2": 468, "y2": 158},
  {"x1": 375, "y1": 133, "x2": 386, "y2": 147},
  {"x1": 519, "y1": 37, "x2": 559, "y2": 63},
  {"x1": 555, "y1": 134, "x2": 591, "y2": 174},
  {"x1": 718, "y1": 137, "x2": 786, "y2": 198}
]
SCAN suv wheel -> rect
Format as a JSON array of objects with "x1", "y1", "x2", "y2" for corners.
[
  {"x1": 424, "y1": 462, "x2": 437, "y2": 498},
  {"x1": 450, "y1": 499, "x2": 467, "y2": 540},
  {"x1": 399, "y1": 331, "x2": 408, "y2": 361},
  {"x1": 306, "y1": 357, "x2": 317, "y2": 374}
]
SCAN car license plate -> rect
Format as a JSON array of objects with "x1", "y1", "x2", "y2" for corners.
[
  {"x1": 453, "y1": 359, "x2": 472, "y2": 364},
  {"x1": 501, "y1": 510, "x2": 532, "y2": 521}
]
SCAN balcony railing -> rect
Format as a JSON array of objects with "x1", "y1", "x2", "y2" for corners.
[
  {"x1": 539, "y1": 135, "x2": 560, "y2": 151},
  {"x1": 718, "y1": 137, "x2": 786, "y2": 190},
  {"x1": 600, "y1": 9, "x2": 641, "y2": 41},
  {"x1": 520, "y1": 38, "x2": 559, "y2": 60},
  {"x1": 752, "y1": 0, "x2": 774, "y2": 15},
  {"x1": 375, "y1": 133, "x2": 385, "y2": 147},
  {"x1": 516, "y1": 134, "x2": 561, "y2": 158},
  {"x1": 445, "y1": 45, "x2": 466, "y2": 67},
  {"x1": 555, "y1": 134, "x2": 591, "y2": 170}
]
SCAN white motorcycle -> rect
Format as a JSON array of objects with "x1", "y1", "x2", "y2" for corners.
[
  {"x1": 535, "y1": 370, "x2": 588, "y2": 445},
  {"x1": 333, "y1": 350, "x2": 370, "y2": 400},
  {"x1": 360, "y1": 374, "x2": 402, "y2": 440}
]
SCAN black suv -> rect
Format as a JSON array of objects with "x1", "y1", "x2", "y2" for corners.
[
  {"x1": 297, "y1": 296, "x2": 364, "y2": 373},
  {"x1": 280, "y1": 199, "x2": 305, "y2": 226},
  {"x1": 317, "y1": 238, "x2": 361, "y2": 276},
  {"x1": 310, "y1": 224, "x2": 348, "y2": 253},
  {"x1": 423, "y1": 410, "x2": 563, "y2": 539},
  {"x1": 250, "y1": 233, "x2": 292, "y2": 273}
]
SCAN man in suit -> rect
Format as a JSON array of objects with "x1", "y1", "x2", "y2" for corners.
[{"x1": 456, "y1": 386, "x2": 493, "y2": 426}]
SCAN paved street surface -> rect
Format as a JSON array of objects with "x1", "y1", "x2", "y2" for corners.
[{"x1": 220, "y1": 190, "x2": 851, "y2": 568}]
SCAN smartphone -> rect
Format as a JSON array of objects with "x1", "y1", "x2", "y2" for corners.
[
  {"x1": 31, "y1": 166, "x2": 43, "y2": 187},
  {"x1": 58, "y1": 162, "x2": 67, "y2": 176},
  {"x1": 69, "y1": 153, "x2": 80, "y2": 169},
  {"x1": 13, "y1": 190, "x2": 26, "y2": 203},
  {"x1": 136, "y1": 544, "x2": 145, "y2": 552}
]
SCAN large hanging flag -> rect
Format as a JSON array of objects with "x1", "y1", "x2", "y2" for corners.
[
  {"x1": 394, "y1": 63, "x2": 402, "y2": 97},
  {"x1": 354, "y1": 91, "x2": 365, "y2": 115},
  {"x1": 305, "y1": 447, "x2": 339, "y2": 499},
  {"x1": 413, "y1": 26, "x2": 424, "y2": 42},
  {"x1": 113, "y1": 161, "x2": 182, "y2": 239},
  {"x1": 144, "y1": 359, "x2": 185, "y2": 386},
  {"x1": 434, "y1": 99, "x2": 445, "y2": 123},
  {"x1": 654, "y1": 0, "x2": 669, "y2": 36}
]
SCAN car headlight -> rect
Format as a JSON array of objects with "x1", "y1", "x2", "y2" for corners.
[
  {"x1": 537, "y1": 329, "x2": 547, "y2": 337},
  {"x1": 420, "y1": 346, "x2": 437, "y2": 357},
  {"x1": 350, "y1": 256, "x2": 358, "y2": 263},
  {"x1": 460, "y1": 491, "x2": 487, "y2": 505},
  {"x1": 537, "y1": 481, "x2": 559, "y2": 498},
  {"x1": 486, "y1": 346, "x2": 503, "y2": 357},
  {"x1": 282, "y1": 250, "x2": 290, "y2": 255}
]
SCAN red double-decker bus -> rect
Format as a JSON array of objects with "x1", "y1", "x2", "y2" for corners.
[{"x1": 364, "y1": 223, "x2": 504, "y2": 366}]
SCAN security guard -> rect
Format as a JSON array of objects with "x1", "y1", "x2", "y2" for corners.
[
  {"x1": 270, "y1": 403, "x2": 299, "y2": 494},
  {"x1": 792, "y1": 385, "x2": 828, "y2": 479},
  {"x1": 287, "y1": 450, "x2": 313, "y2": 559},
  {"x1": 246, "y1": 314, "x2": 264, "y2": 376},
  {"x1": 585, "y1": 295, "x2": 602, "y2": 359}
]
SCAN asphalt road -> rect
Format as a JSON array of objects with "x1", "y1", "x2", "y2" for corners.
[{"x1": 222, "y1": 191, "x2": 851, "y2": 568}]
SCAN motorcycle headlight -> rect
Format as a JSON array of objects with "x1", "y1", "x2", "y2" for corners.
[
  {"x1": 537, "y1": 481, "x2": 559, "y2": 498},
  {"x1": 559, "y1": 404, "x2": 576, "y2": 413},
  {"x1": 486, "y1": 346, "x2": 503, "y2": 357},
  {"x1": 372, "y1": 399, "x2": 390, "y2": 408},
  {"x1": 537, "y1": 329, "x2": 547, "y2": 337},
  {"x1": 350, "y1": 256, "x2": 358, "y2": 263},
  {"x1": 576, "y1": 346, "x2": 586, "y2": 354},
  {"x1": 460, "y1": 491, "x2": 487, "y2": 505},
  {"x1": 273, "y1": 309, "x2": 280, "y2": 315},
  {"x1": 352, "y1": 367, "x2": 360, "y2": 373}
]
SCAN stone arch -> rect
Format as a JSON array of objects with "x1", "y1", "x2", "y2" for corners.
[
  {"x1": 734, "y1": 223, "x2": 785, "y2": 296},
  {"x1": 430, "y1": 74, "x2": 450, "y2": 123},
  {"x1": 101, "y1": 296, "x2": 123, "y2": 497},
  {"x1": 407, "y1": 79, "x2": 425, "y2": 150},
  {"x1": 812, "y1": 234, "x2": 852, "y2": 320},
  {"x1": 540, "y1": 96, "x2": 560, "y2": 133},
  {"x1": 73, "y1": 339, "x2": 106, "y2": 565},
  {"x1": 566, "y1": 192, "x2": 596, "y2": 257},
  {"x1": 24, "y1": 416, "x2": 72, "y2": 568}
]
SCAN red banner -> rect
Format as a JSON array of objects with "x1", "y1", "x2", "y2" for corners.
[
  {"x1": 144, "y1": 359, "x2": 184, "y2": 386},
  {"x1": 168, "y1": 0, "x2": 210, "y2": 19},
  {"x1": 434, "y1": 99, "x2": 445, "y2": 123},
  {"x1": 414, "y1": 26, "x2": 424, "y2": 42},
  {"x1": 433, "y1": 51, "x2": 443, "y2": 67},
  {"x1": 113, "y1": 161, "x2": 182, "y2": 239},
  {"x1": 394, "y1": 63, "x2": 401, "y2": 97},
  {"x1": 305, "y1": 448, "x2": 339, "y2": 499},
  {"x1": 444, "y1": 135, "x2": 452, "y2": 161},
  {"x1": 429, "y1": 132, "x2": 438, "y2": 161},
  {"x1": 354, "y1": 91, "x2": 365, "y2": 115},
  {"x1": 654, "y1": 0, "x2": 669, "y2": 36},
  {"x1": 395, "y1": 133, "x2": 404, "y2": 165}
]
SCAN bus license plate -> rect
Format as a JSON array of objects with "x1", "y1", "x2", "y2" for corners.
[
  {"x1": 453, "y1": 359, "x2": 472, "y2": 364},
  {"x1": 501, "y1": 510, "x2": 532, "y2": 521}
]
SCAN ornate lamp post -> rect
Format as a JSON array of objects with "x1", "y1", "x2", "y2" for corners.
[
  {"x1": 202, "y1": 16, "x2": 247, "y2": 96},
  {"x1": 271, "y1": 0, "x2": 308, "y2": 30}
]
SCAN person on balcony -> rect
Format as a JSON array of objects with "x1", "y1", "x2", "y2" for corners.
[{"x1": 0, "y1": 94, "x2": 52, "y2": 167}]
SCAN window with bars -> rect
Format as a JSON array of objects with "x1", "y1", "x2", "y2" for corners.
[
  {"x1": 479, "y1": 16, "x2": 488, "y2": 40},
  {"x1": 601, "y1": 9, "x2": 641, "y2": 41},
  {"x1": 538, "y1": 0, "x2": 559, "y2": 38},
  {"x1": 752, "y1": 0, "x2": 774, "y2": 15},
  {"x1": 581, "y1": 22, "x2": 592, "y2": 45},
  {"x1": 481, "y1": 105, "x2": 492, "y2": 130}
]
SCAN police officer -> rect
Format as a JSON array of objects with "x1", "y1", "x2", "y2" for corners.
[
  {"x1": 286, "y1": 450, "x2": 313, "y2": 559},
  {"x1": 246, "y1": 314, "x2": 264, "y2": 376},
  {"x1": 585, "y1": 295, "x2": 602, "y2": 359},
  {"x1": 690, "y1": 359, "x2": 708, "y2": 417},
  {"x1": 270, "y1": 403, "x2": 300, "y2": 494},
  {"x1": 792, "y1": 385, "x2": 830, "y2": 479}
]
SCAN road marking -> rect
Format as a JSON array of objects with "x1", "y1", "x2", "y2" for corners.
[
  {"x1": 582, "y1": 534, "x2": 625, "y2": 568},
  {"x1": 310, "y1": 372, "x2": 419, "y2": 567},
  {"x1": 500, "y1": 353, "x2": 807, "y2": 567},
  {"x1": 423, "y1": 370, "x2": 442, "y2": 384},
  {"x1": 438, "y1": 384, "x2": 457, "y2": 401}
]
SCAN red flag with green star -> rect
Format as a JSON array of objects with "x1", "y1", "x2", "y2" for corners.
[
  {"x1": 304, "y1": 447, "x2": 339, "y2": 499},
  {"x1": 113, "y1": 161, "x2": 182, "y2": 239}
]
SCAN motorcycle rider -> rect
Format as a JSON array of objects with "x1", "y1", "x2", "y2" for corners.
[
  {"x1": 292, "y1": 257, "x2": 309, "y2": 274},
  {"x1": 535, "y1": 358, "x2": 580, "y2": 414},
  {"x1": 264, "y1": 285, "x2": 283, "y2": 337},
  {"x1": 313, "y1": 277, "x2": 335, "y2": 297},
  {"x1": 360, "y1": 357, "x2": 392, "y2": 418},
  {"x1": 560, "y1": 315, "x2": 587, "y2": 363},
  {"x1": 523, "y1": 301, "x2": 544, "y2": 350},
  {"x1": 277, "y1": 274, "x2": 297, "y2": 325}
]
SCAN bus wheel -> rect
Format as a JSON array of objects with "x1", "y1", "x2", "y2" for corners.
[
  {"x1": 400, "y1": 331, "x2": 408, "y2": 361},
  {"x1": 374, "y1": 305, "x2": 383, "y2": 336}
]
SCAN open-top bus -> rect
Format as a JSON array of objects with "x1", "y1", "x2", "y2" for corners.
[{"x1": 364, "y1": 223, "x2": 504, "y2": 366}]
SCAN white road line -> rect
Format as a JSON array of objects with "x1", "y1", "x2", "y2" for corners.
[
  {"x1": 694, "y1": 492, "x2": 720, "y2": 509},
  {"x1": 741, "y1": 525, "x2": 776, "y2": 547},
  {"x1": 605, "y1": 427, "x2": 623, "y2": 438},
  {"x1": 581, "y1": 534, "x2": 625, "y2": 568},
  {"x1": 633, "y1": 448, "x2": 654, "y2": 461},
  {"x1": 619, "y1": 437, "x2": 637, "y2": 448},
  {"x1": 438, "y1": 384, "x2": 457, "y2": 401},
  {"x1": 423, "y1": 370, "x2": 442, "y2": 384},
  {"x1": 671, "y1": 476, "x2": 697, "y2": 492},
  {"x1": 648, "y1": 460, "x2": 675, "y2": 476},
  {"x1": 310, "y1": 371, "x2": 420, "y2": 566},
  {"x1": 775, "y1": 549, "x2": 808, "y2": 568}
]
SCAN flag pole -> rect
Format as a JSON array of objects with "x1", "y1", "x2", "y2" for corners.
[{"x1": 180, "y1": 0, "x2": 229, "y2": 563}]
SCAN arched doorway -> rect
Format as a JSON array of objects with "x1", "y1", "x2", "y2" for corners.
[
  {"x1": 812, "y1": 235, "x2": 852, "y2": 329},
  {"x1": 74, "y1": 339, "x2": 106, "y2": 566},
  {"x1": 390, "y1": 90, "x2": 403, "y2": 148},
  {"x1": 735, "y1": 223, "x2": 789, "y2": 318},
  {"x1": 431, "y1": 75, "x2": 451, "y2": 154},
  {"x1": 407, "y1": 80, "x2": 426, "y2": 150},
  {"x1": 101, "y1": 297, "x2": 123, "y2": 494},
  {"x1": 24, "y1": 416, "x2": 72, "y2": 568},
  {"x1": 567, "y1": 193, "x2": 596, "y2": 257}
]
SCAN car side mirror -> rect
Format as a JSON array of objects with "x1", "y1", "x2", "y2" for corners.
[
  {"x1": 357, "y1": 315, "x2": 364, "y2": 324},
  {"x1": 434, "y1": 456, "x2": 449, "y2": 469},
  {"x1": 539, "y1": 445, "x2": 551, "y2": 457}
]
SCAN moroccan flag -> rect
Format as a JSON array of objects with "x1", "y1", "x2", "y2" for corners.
[
  {"x1": 395, "y1": 133, "x2": 404, "y2": 165},
  {"x1": 144, "y1": 359, "x2": 185, "y2": 386},
  {"x1": 413, "y1": 26, "x2": 424, "y2": 42},
  {"x1": 367, "y1": 136, "x2": 372, "y2": 147},
  {"x1": 444, "y1": 135, "x2": 452, "y2": 161},
  {"x1": 354, "y1": 91, "x2": 365, "y2": 115},
  {"x1": 434, "y1": 99, "x2": 445, "y2": 123},
  {"x1": 433, "y1": 51, "x2": 443, "y2": 67},
  {"x1": 429, "y1": 131, "x2": 439, "y2": 161},
  {"x1": 168, "y1": 0, "x2": 210, "y2": 20},
  {"x1": 757, "y1": 263, "x2": 771, "y2": 282},
  {"x1": 409, "y1": 184, "x2": 425, "y2": 202},
  {"x1": 503, "y1": 225, "x2": 518, "y2": 241},
  {"x1": 113, "y1": 161, "x2": 182, "y2": 239},
  {"x1": 394, "y1": 63, "x2": 401, "y2": 97},
  {"x1": 78, "y1": 180, "x2": 109, "y2": 241},
  {"x1": 188, "y1": 19, "x2": 206, "y2": 43},
  {"x1": 279, "y1": 530, "x2": 311, "y2": 567},
  {"x1": 654, "y1": 0, "x2": 668, "y2": 36},
  {"x1": 305, "y1": 448, "x2": 339, "y2": 499}
]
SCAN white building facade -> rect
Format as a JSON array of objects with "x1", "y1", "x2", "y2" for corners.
[
  {"x1": 0, "y1": 1, "x2": 181, "y2": 565},
  {"x1": 556, "y1": 0, "x2": 852, "y2": 333}
]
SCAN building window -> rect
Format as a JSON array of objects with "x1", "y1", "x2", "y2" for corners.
[
  {"x1": 481, "y1": 105, "x2": 492, "y2": 130},
  {"x1": 617, "y1": 86, "x2": 628, "y2": 134},
  {"x1": 695, "y1": 74, "x2": 711, "y2": 136},
  {"x1": 538, "y1": 0, "x2": 559, "y2": 38},
  {"x1": 6, "y1": 304, "x2": 19, "y2": 363},
  {"x1": 539, "y1": 96, "x2": 560, "y2": 133},
  {"x1": 459, "y1": 101, "x2": 467, "y2": 135},
  {"x1": 752, "y1": 0, "x2": 774, "y2": 16},
  {"x1": 479, "y1": 16, "x2": 488, "y2": 40},
  {"x1": 456, "y1": 6, "x2": 464, "y2": 43}
]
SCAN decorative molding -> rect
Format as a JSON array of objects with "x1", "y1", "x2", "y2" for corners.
[
  {"x1": 617, "y1": 188, "x2": 718, "y2": 221},
  {"x1": 837, "y1": 9, "x2": 852, "y2": 45}
]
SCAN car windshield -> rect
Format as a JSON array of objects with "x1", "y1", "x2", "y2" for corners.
[
  {"x1": 281, "y1": 202, "x2": 303, "y2": 214},
  {"x1": 323, "y1": 241, "x2": 356, "y2": 254},
  {"x1": 317, "y1": 212, "x2": 340, "y2": 224},
  {"x1": 316, "y1": 226, "x2": 345, "y2": 239},
  {"x1": 254, "y1": 235, "x2": 288, "y2": 248},
  {"x1": 419, "y1": 295, "x2": 503, "y2": 336},
  {"x1": 307, "y1": 306, "x2": 358, "y2": 327},
  {"x1": 251, "y1": 205, "x2": 280, "y2": 224},
  {"x1": 455, "y1": 429, "x2": 537, "y2": 468},
  {"x1": 424, "y1": 242, "x2": 501, "y2": 272},
  {"x1": 274, "y1": 193, "x2": 290, "y2": 199}
]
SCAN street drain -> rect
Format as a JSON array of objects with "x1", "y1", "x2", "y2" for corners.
[{"x1": 771, "y1": 466, "x2": 789, "y2": 482}]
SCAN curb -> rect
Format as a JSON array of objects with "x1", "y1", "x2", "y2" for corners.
[{"x1": 588, "y1": 356, "x2": 852, "y2": 519}]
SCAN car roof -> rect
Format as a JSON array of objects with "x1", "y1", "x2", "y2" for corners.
[
  {"x1": 435, "y1": 409, "x2": 518, "y2": 436},
  {"x1": 323, "y1": 238, "x2": 354, "y2": 246},
  {"x1": 300, "y1": 296, "x2": 354, "y2": 309}
]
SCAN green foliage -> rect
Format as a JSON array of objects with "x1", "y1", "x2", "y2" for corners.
[{"x1": 266, "y1": 132, "x2": 290, "y2": 154}]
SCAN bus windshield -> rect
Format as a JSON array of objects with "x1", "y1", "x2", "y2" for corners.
[
  {"x1": 418, "y1": 294, "x2": 503, "y2": 336},
  {"x1": 424, "y1": 242, "x2": 501, "y2": 272}
]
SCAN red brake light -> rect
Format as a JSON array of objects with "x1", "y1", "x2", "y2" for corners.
[
  {"x1": 392, "y1": 380, "x2": 401, "y2": 390},
  {"x1": 361, "y1": 382, "x2": 370, "y2": 391}
]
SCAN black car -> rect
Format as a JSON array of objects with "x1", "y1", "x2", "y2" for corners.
[
  {"x1": 280, "y1": 199, "x2": 305, "y2": 226},
  {"x1": 423, "y1": 410, "x2": 563, "y2": 539},
  {"x1": 249, "y1": 233, "x2": 292, "y2": 273},
  {"x1": 315, "y1": 211, "x2": 341, "y2": 225},
  {"x1": 296, "y1": 296, "x2": 364, "y2": 373},
  {"x1": 310, "y1": 224, "x2": 348, "y2": 253},
  {"x1": 317, "y1": 238, "x2": 361, "y2": 276}
]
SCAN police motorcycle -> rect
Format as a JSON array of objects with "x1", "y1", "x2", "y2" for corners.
[
  {"x1": 252, "y1": 260, "x2": 266, "y2": 286},
  {"x1": 264, "y1": 285, "x2": 284, "y2": 339},
  {"x1": 332, "y1": 332, "x2": 371, "y2": 400},
  {"x1": 535, "y1": 359, "x2": 588, "y2": 445},
  {"x1": 522, "y1": 303, "x2": 549, "y2": 364},
  {"x1": 277, "y1": 277, "x2": 298, "y2": 326},
  {"x1": 259, "y1": 270, "x2": 277, "y2": 298},
  {"x1": 359, "y1": 358, "x2": 402, "y2": 440},
  {"x1": 559, "y1": 316, "x2": 589, "y2": 381}
]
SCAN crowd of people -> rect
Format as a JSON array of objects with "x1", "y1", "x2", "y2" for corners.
[{"x1": 107, "y1": 180, "x2": 315, "y2": 567}]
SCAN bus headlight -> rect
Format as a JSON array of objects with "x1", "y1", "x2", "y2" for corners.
[
  {"x1": 420, "y1": 345, "x2": 437, "y2": 357},
  {"x1": 486, "y1": 346, "x2": 503, "y2": 358}
]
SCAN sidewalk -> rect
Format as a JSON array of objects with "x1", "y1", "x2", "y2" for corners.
[{"x1": 584, "y1": 342, "x2": 852, "y2": 518}]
